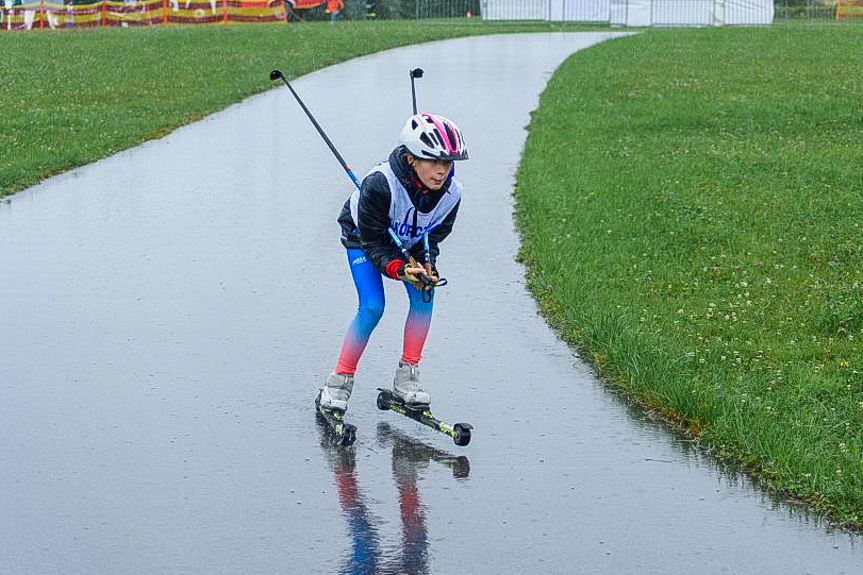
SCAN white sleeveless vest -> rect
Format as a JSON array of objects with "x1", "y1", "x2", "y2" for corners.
[{"x1": 349, "y1": 161, "x2": 462, "y2": 250}]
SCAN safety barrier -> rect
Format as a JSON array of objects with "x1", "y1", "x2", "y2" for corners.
[
  {"x1": 835, "y1": 0, "x2": 863, "y2": 17},
  {"x1": 0, "y1": 0, "x2": 306, "y2": 29},
  {"x1": 0, "y1": 0, "x2": 850, "y2": 29}
]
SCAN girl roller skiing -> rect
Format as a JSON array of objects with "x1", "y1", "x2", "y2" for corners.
[{"x1": 319, "y1": 113, "x2": 469, "y2": 414}]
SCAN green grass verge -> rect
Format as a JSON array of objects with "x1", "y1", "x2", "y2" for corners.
[
  {"x1": 515, "y1": 26, "x2": 863, "y2": 529},
  {"x1": 0, "y1": 20, "x2": 599, "y2": 197}
]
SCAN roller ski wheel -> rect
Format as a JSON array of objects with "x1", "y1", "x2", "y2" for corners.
[
  {"x1": 376, "y1": 388, "x2": 395, "y2": 410},
  {"x1": 315, "y1": 390, "x2": 356, "y2": 447},
  {"x1": 376, "y1": 388, "x2": 473, "y2": 447},
  {"x1": 453, "y1": 422, "x2": 472, "y2": 447}
]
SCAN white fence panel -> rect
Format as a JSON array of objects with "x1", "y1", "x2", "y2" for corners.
[
  {"x1": 549, "y1": 0, "x2": 611, "y2": 20},
  {"x1": 482, "y1": 0, "x2": 548, "y2": 19}
]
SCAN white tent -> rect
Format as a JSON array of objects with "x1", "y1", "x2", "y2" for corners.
[
  {"x1": 482, "y1": 0, "x2": 773, "y2": 25},
  {"x1": 608, "y1": 0, "x2": 774, "y2": 26},
  {"x1": 482, "y1": 0, "x2": 611, "y2": 22}
]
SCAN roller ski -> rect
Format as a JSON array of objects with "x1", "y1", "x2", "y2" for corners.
[
  {"x1": 376, "y1": 388, "x2": 472, "y2": 447},
  {"x1": 315, "y1": 373, "x2": 357, "y2": 447},
  {"x1": 376, "y1": 362, "x2": 471, "y2": 447}
]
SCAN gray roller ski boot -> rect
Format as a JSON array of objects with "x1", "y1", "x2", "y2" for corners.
[
  {"x1": 320, "y1": 372, "x2": 354, "y2": 412},
  {"x1": 392, "y1": 362, "x2": 430, "y2": 406}
]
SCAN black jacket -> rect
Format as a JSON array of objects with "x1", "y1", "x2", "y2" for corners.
[{"x1": 338, "y1": 146, "x2": 460, "y2": 276}]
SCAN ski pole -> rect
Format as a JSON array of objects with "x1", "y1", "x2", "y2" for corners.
[
  {"x1": 409, "y1": 68, "x2": 423, "y2": 115},
  {"x1": 269, "y1": 69, "x2": 361, "y2": 190},
  {"x1": 421, "y1": 231, "x2": 448, "y2": 290}
]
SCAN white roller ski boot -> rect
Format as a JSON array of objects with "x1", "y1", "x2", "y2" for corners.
[
  {"x1": 320, "y1": 372, "x2": 354, "y2": 412},
  {"x1": 393, "y1": 362, "x2": 430, "y2": 406}
]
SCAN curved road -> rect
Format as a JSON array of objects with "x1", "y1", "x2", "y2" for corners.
[{"x1": 1, "y1": 33, "x2": 860, "y2": 574}]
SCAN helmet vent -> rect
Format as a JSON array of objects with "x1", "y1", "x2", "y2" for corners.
[{"x1": 443, "y1": 124, "x2": 457, "y2": 148}]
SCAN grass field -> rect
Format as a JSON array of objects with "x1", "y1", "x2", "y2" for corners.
[
  {"x1": 0, "y1": 20, "x2": 599, "y2": 197},
  {"x1": 515, "y1": 25, "x2": 863, "y2": 528}
]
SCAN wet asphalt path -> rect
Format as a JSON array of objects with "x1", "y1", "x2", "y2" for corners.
[{"x1": 1, "y1": 33, "x2": 861, "y2": 574}]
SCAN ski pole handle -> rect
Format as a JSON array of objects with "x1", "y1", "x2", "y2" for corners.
[
  {"x1": 409, "y1": 68, "x2": 423, "y2": 115},
  {"x1": 388, "y1": 229, "x2": 445, "y2": 303}
]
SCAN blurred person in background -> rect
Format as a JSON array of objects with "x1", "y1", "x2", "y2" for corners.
[
  {"x1": 4, "y1": 0, "x2": 15, "y2": 30},
  {"x1": 325, "y1": 0, "x2": 343, "y2": 25}
]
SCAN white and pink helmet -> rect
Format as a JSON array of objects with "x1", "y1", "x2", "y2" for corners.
[{"x1": 399, "y1": 113, "x2": 469, "y2": 161}]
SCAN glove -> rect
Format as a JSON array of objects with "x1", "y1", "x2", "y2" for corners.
[
  {"x1": 396, "y1": 261, "x2": 429, "y2": 291},
  {"x1": 422, "y1": 262, "x2": 441, "y2": 288}
]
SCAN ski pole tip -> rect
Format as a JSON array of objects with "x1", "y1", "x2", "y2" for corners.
[{"x1": 269, "y1": 69, "x2": 284, "y2": 81}]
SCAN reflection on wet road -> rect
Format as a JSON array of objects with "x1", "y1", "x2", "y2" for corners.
[
  {"x1": 319, "y1": 420, "x2": 468, "y2": 575},
  {"x1": 1, "y1": 33, "x2": 861, "y2": 574}
]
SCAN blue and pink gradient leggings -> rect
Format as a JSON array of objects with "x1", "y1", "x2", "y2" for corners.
[{"x1": 335, "y1": 248, "x2": 433, "y2": 375}]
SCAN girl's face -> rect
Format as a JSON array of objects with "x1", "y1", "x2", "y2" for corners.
[{"x1": 409, "y1": 156, "x2": 453, "y2": 190}]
